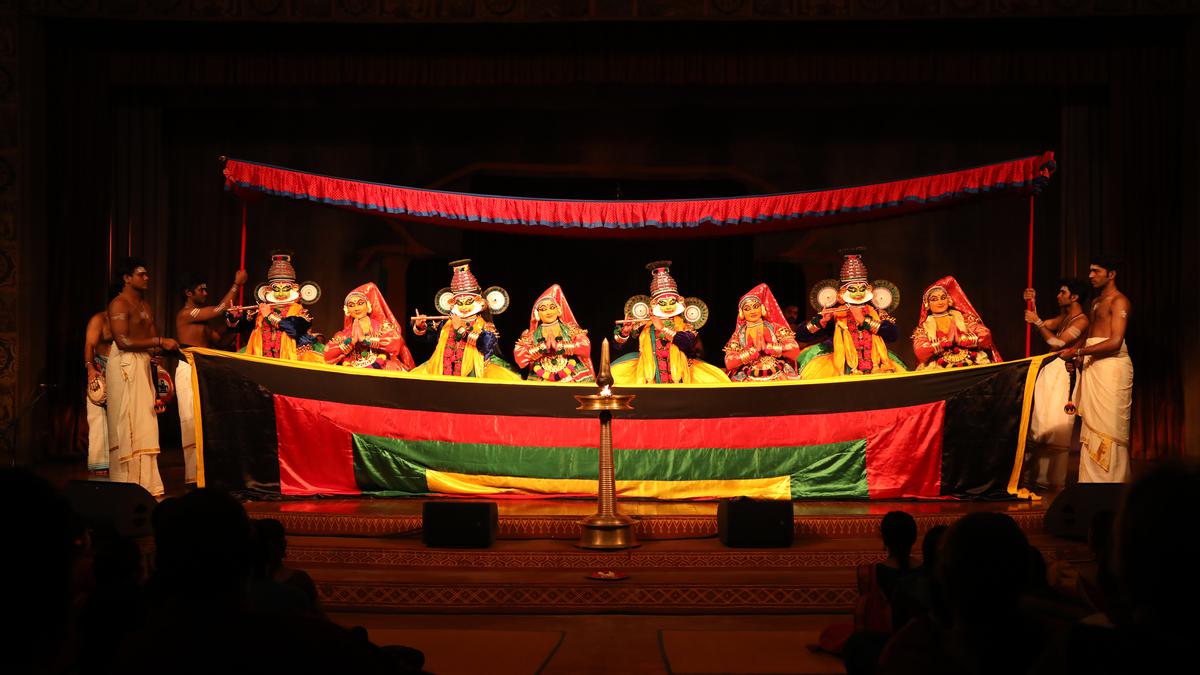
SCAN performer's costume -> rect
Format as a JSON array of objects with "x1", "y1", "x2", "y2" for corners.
[
  {"x1": 797, "y1": 250, "x2": 907, "y2": 379},
  {"x1": 413, "y1": 260, "x2": 521, "y2": 380},
  {"x1": 910, "y1": 276, "x2": 1000, "y2": 370},
  {"x1": 245, "y1": 253, "x2": 324, "y2": 363},
  {"x1": 611, "y1": 261, "x2": 729, "y2": 385},
  {"x1": 1028, "y1": 307, "x2": 1087, "y2": 488},
  {"x1": 175, "y1": 356, "x2": 197, "y2": 483},
  {"x1": 86, "y1": 354, "x2": 109, "y2": 471},
  {"x1": 105, "y1": 343, "x2": 164, "y2": 497},
  {"x1": 514, "y1": 285, "x2": 594, "y2": 382},
  {"x1": 723, "y1": 283, "x2": 800, "y2": 381},
  {"x1": 324, "y1": 283, "x2": 415, "y2": 371},
  {"x1": 1077, "y1": 338, "x2": 1133, "y2": 483}
]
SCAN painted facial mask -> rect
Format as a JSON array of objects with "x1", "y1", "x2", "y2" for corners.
[
  {"x1": 344, "y1": 294, "x2": 370, "y2": 319},
  {"x1": 452, "y1": 293, "x2": 484, "y2": 318},
  {"x1": 740, "y1": 298, "x2": 764, "y2": 323},
  {"x1": 841, "y1": 282, "x2": 874, "y2": 306},
  {"x1": 271, "y1": 281, "x2": 300, "y2": 304},
  {"x1": 653, "y1": 294, "x2": 683, "y2": 319},
  {"x1": 536, "y1": 299, "x2": 560, "y2": 324},
  {"x1": 925, "y1": 288, "x2": 951, "y2": 315}
]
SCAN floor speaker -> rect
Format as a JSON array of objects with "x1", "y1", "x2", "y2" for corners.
[
  {"x1": 1044, "y1": 483, "x2": 1124, "y2": 541},
  {"x1": 65, "y1": 480, "x2": 157, "y2": 538},
  {"x1": 422, "y1": 501, "x2": 498, "y2": 548},
  {"x1": 718, "y1": 499, "x2": 794, "y2": 548}
]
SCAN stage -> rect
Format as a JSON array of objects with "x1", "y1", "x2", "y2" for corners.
[{"x1": 243, "y1": 492, "x2": 1083, "y2": 615}]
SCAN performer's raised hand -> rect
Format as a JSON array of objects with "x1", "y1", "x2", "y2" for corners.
[
  {"x1": 449, "y1": 314, "x2": 466, "y2": 331},
  {"x1": 234, "y1": 269, "x2": 249, "y2": 286},
  {"x1": 257, "y1": 302, "x2": 272, "y2": 318},
  {"x1": 1023, "y1": 288, "x2": 1036, "y2": 303},
  {"x1": 651, "y1": 316, "x2": 665, "y2": 332},
  {"x1": 159, "y1": 337, "x2": 180, "y2": 351},
  {"x1": 1024, "y1": 309, "x2": 1041, "y2": 324}
]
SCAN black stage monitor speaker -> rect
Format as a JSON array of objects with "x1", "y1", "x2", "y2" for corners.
[
  {"x1": 65, "y1": 480, "x2": 157, "y2": 538},
  {"x1": 718, "y1": 498, "x2": 794, "y2": 548},
  {"x1": 422, "y1": 501, "x2": 498, "y2": 548},
  {"x1": 1044, "y1": 483, "x2": 1125, "y2": 541}
]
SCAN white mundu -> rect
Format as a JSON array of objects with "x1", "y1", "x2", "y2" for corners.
[
  {"x1": 176, "y1": 359, "x2": 197, "y2": 484},
  {"x1": 1077, "y1": 337, "x2": 1133, "y2": 483},
  {"x1": 1029, "y1": 357, "x2": 1077, "y2": 486},
  {"x1": 106, "y1": 343, "x2": 165, "y2": 496}
]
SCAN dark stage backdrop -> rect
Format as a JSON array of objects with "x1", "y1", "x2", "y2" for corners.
[{"x1": 25, "y1": 18, "x2": 1192, "y2": 462}]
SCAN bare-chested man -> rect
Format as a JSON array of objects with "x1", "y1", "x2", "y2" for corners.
[
  {"x1": 106, "y1": 258, "x2": 178, "y2": 497},
  {"x1": 84, "y1": 282, "x2": 124, "y2": 474},
  {"x1": 1023, "y1": 279, "x2": 1090, "y2": 488},
  {"x1": 174, "y1": 269, "x2": 246, "y2": 483},
  {"x1": 1058, "y1": 255, "x2": 1133, "y2": 483}
]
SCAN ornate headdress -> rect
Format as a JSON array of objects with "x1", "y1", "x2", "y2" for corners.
[
  {"x1": 647, "y1": 261, "x2": 680, "y2": 299},
  {"x1": 433, "y1": 259, "x2": 510, "y2": 318},
  {"x1": 735, "y1": 283, "x2": 788, "y2": 327},
  {"x1": 255, "y1": 251, "x2": 321, "y2": 305},
  {"x1": 449, "y1": 259, "x2": 482, "y2": 297},
  {"x1": 267, "y1": 253, "x2": 297, "y2": 283},
  {"x1": 839, "y1": 248, "x2": 869, "y2": 287}
]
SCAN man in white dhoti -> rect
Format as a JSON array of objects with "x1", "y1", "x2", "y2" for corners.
[
  {"x1": 84, "y1": 301, "x2": 114, "y2": 474},
  {"x1": 107, "y1": 258, "x2": 178, "y2": 497},
  {"x1": 174, "y1": 269, "x2": 246, "y2": 484},
  {"x1": 1023, "y1": 280, "x2": 1090, "y2": 488},
  {"x1": 1059, "y1": 256, "x2": 1133, "y2": 483}
]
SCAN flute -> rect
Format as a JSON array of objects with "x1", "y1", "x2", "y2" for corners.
[{"x1": 410, "y1": 313, "x2": 450, "y2": 325}]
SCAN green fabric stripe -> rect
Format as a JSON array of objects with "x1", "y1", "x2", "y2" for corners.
[{"x1": 351, "y1": 434, "x2": 868, "y2": 498}]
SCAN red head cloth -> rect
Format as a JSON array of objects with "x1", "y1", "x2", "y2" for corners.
[
  {"x1": 343, "y1": 282, "x2": 415, "y2": 369},
  {"x1": 529, "y1": 284, "x2": 594, "y2": 374},
  {"x1": 918, "y1": 275, "x2": 1001, "y2": 363},
  {"x1": 728, "y1": 283, "x2": 789, "y2": 344},
  {"x1": 646, "y1": 261, "x2": 680, "y2": 299}
]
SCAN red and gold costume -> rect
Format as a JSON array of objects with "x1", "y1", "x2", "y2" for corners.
[
  {"x1": 797, "y1": 250, "x2": 907, "y2": 379},
  {"x1": 911, "y1": 276, "x2": 1000, "y2": 370},
  {"x1": 514, "y1": 285, "x2": 594, "y2": 383},
  {"x1": 412, "y1": 260, "x2": 521, "y2": 381},
  {"x1": 324, "y1": 283, "x2": 415, "y2": 371},
  {"x1": 724, "y1": 283, "x2": 800, "y2": 381},
  {"x1": 611, "y1": 262, "x2": 729, "y2": 385},
  {"x1": 245, "y1": 253, "x2": 324, "y2": 363}
]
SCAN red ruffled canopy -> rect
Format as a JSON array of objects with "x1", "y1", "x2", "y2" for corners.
[{"x1": 224, "y1": 153, "x2": 1055, "y2": 239}]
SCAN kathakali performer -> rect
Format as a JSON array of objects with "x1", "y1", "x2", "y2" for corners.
[
  {"x1": 324, "y1": 282, "x2": 415, "y2": 371},
  {"x1": 611, "y1": 261, "x2": 730, "y2": 385},
  {"x1": 911, "y1": 276, "x2": 1001, "y2": 370},
  {"x1": 797, "y1": 249, "x2": 907, "y2": 379},
  {"x1": 723, "y1": 283, "x2": 801, "y2": 381},
  {"x1": 411, "y1": 259, "x2": 521, "y2": 380},
  {"x1": 245, "y1": 253, "x2": 324, "y2": 363},
  {"x1": 514, "y1": 285, "x2": 595, "y2": 382}
]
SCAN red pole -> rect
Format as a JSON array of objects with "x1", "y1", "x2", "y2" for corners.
[
  {"x1": 236, "y1": 203, "x2": 247, "y2": 352},
  {"x1": 1025, "y1": 195, "x2": 1035, "y2": 358}
]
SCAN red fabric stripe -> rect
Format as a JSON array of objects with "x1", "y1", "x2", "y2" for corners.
[
  {"x1": 224, "y1": 154, "x2": 1055, "y2": 239},
  {"x1": 865, "y1": 400, "x2": 944, "y2": 499},
  {"x1": 273, "y1": 396, "x2": 944, "y2": 497},
  {"x1": 275, "y1": 397, "x2": 361, "y2": 496}
]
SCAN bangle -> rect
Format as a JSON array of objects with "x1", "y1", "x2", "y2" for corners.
[{"x1": 1034, "y1": 319, "x2": 1044, "y2": 327}]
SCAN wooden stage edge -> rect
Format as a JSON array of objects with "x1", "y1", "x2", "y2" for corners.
[{"x1": 244, "y1": 493, "x2": 1058, "y2": 540}]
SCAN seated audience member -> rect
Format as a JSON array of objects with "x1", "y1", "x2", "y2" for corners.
[
  {"x1": 0, "y1": 469, "x2": 81, "y2": 675},
  {"x1": 251, "y1": 517, "x2": 321, "y2": 617},
  {"x1": 1031, "y1": 461, "x2": 1200, "y2": 674},
  {"x1": 888, "y1": 524, "x2": 947, "y2": 632},
  {"x1": 118, "y1": 488, "x2": 425, "y2": 674},
  {"x1": 879, "y1": 512, "x2": 1041, "y2": 675}
]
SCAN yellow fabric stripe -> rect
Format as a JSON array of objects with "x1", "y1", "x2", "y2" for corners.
[
  {"x1": 425, "y1": 469, "x2": 792, "y2": 500},
  {"x1": 1007, "y1": 353, "x2": 1051, "y2": 499},
  {"x1": 187, "y1": 351, "x2": 207, "y2": 488}
]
